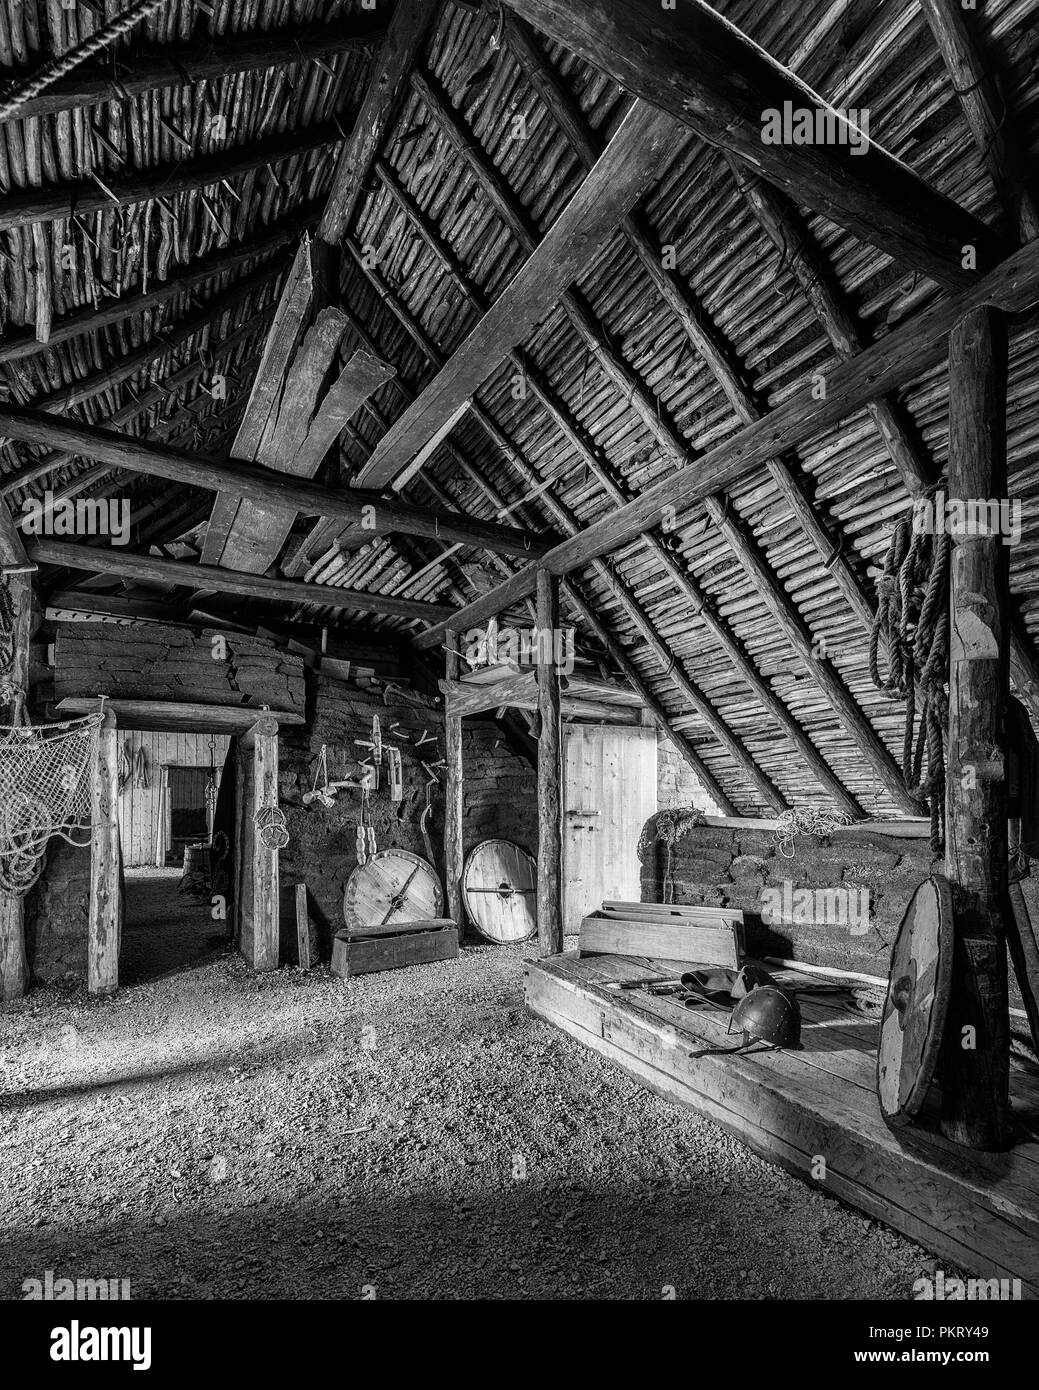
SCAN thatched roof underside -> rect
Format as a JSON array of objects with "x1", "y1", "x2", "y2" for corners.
[{"x1": 3, "y1": 0, "x2": 1039, "y2": 819}]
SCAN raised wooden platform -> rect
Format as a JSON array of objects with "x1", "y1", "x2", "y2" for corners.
[{"x1": 526, "y1": 952, "x2": 1039, "y2": 1297}]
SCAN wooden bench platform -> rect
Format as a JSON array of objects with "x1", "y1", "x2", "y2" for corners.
[{"x1": 525, "y1": 952, "x2": 1039, "y2": 1297}]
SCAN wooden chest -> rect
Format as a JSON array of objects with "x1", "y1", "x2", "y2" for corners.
[{"x1": 331, "y1": 919, "x2": 459, "y2": 978}]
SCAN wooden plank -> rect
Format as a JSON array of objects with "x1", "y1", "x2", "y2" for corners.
[
  {"x1": 242, "y1": 717, "x2": 280, "y2": 973},
  {"x1": 444, "y1": 635, "x2": 464, "y2": 941},
  {"x1": 412, "y1": 236, "x2": 1039, "y2": 649},
  {"x1": 442, "y1": 670, "x2": 539, "y2": 718},
  {"x1": 354, "y1": 99, "x2": 682, "y2": 489},
  {"x1": 525, "y1": 957, "x2": 1039, "y2": 1294},
  {"x1": 0, "y1": 407, "x2": 546, "y2": 559},
  {"x1": 580, "y1": 915, "x2": 741, "y2": 970},
  {"x1": 57, "y1": 698, "x2": 304, "y2": 733},
  {"x1": 603, "y1": 901, "x2": 743, "y2": 925},
  {"x1": 536, "y1": 570, "x2": 564, "y2": 956},
  {"x1": 88, "y1": 710, "x2": 121, "y2": 996},
  {"x1": 501, "y1": 0, "x2": 1005, "y2": 288},
  {"x1": 217, "y1": 338, "x2": 396, "y2": 573},
  {"x1": 30, "y1": 541, "x2": 456, "y2": 624},
  {"x1": 295, "y1": 883, "x2": 312, "y2": 971},
  {"x1": 941, "y1": 306, "x2": 1011, "y2": 1149}
]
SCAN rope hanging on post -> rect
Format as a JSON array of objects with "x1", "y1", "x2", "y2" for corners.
[
  {"x1": 869, "y1": 516, "x2": 949, "y2": 852},
  {"x1": 0, "y1": 0, "x2": 168, "y2": 124}
]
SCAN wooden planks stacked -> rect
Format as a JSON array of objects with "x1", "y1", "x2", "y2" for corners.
[
  {"x1": 580, "y1": 900, "x2": 744, "y2": 971},
  {"x1": 53, "y1": 621, "x2": 305, "y2": 717},
  {"x1": 331, "y1": 920, "x2": 459, "y2": 978}
]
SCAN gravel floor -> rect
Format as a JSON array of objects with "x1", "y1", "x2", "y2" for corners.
[{"x1": 0, "y1": 901, "x2": 941, "y2": 1301}]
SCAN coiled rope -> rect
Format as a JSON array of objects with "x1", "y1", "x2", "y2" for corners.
[
  {"x1": 0, "y1": 0, "x2": 168, "y2": 124},
  {"x1": 869, "y1": 516, "x2": 949, "y2": 851}
]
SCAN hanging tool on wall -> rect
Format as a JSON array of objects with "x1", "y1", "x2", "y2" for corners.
[
  {"x1": 386, "y1": 745, "x2": 403, "y2": 804},
  {"x1": 356, "y1": 783, "x2": 377, "y2": 865},
  {"x1": 355, "y1": 714, "x2": 382, "y2": 765}
]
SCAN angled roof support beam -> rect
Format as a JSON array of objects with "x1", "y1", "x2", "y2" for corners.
[{"x1": 499, "y1": 0, "x2": 1006, "y2": 289}]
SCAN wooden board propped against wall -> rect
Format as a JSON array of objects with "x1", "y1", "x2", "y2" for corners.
[{"x1": 202, "y1": 235, "x2": 395, "y2": 572}]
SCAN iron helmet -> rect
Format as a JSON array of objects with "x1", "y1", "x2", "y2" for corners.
[{"x1": 729, "y1": 985, "x2": 802, "y2": 1049}]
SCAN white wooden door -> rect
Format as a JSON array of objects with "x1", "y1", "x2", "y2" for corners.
[{"x1": 563, "y1": 726, "x2": 657, "y2": 933}]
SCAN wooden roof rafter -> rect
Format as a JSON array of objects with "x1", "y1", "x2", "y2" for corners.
[
  {"x1": 0, "y1": 18, "x2": 391, "y2": 124},
  {"x1": 323, "y1": 201, "x2": 782, "y2": 812}
]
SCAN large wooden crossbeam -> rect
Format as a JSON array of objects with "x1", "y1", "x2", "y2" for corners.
[
  {"x1": 28, "y1": 541, "x2": 456, "y2": 624},
  {"x1": 413, "y1": 237, "x2": 1039, "y2": 649},
  {"x1": 0, "y1": 407, "x2": 548, "y2": 559},
  {"x1": 500, "y1": 0, "x2": 1005, "y2": 289}
]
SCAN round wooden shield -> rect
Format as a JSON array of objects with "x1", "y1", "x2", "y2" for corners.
[
  {"x1": 343, "y1": 849, "x2": 443, "y2": 930},
  {"x1": 463, "y1": 839, "x2": 537, "y2": 943},
  {"x1": 876, "y1": 874, "x2": 953, "y2": 1125}
]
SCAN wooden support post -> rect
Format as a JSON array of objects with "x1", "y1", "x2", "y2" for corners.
[
  {"x1": 536, "y1": 569, "x2": 564, "y2": 956},
  {"x1": 241, "y1": 716, "x2": 281, "y2": 973},
  {"x1": 0, "y1": 504, "x2": 34, "y2": 1000},
  {"x1": 88, "y1": 708, "x2": 122, "y2": 996},
  {"x1": 444, "y1": 632, "x2": 465, "y2": 945},
  {"x1": 295, "y1": 882, "x2": 312, "y2": 971},
  {"x1": 940, "y1": 307, "x2": 1011, "y2": 1150}
]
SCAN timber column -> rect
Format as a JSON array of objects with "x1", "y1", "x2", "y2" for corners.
[
  {"x1": 536, "y1": 569, "x2": 564, "y2": 955},
  {"x1": 0, "y1": 504, "x2": 34, "y2": 1000},
  {"x1": 444, "y1": 632, "x2": 465, "y2": 943},
  {"x1": 940, "y1": 306, "x2": 1011, "y2": 1149}
]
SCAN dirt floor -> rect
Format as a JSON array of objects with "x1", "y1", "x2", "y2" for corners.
[
  {"x1": 0, "y1": 929, "x2": 944, "y2": 1301},
  {"x1": 120, "y1": 870, "x2": 227, "y2": 986}
]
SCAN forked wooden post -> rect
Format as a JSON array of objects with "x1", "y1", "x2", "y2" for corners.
[
  {"x1": 444, "y1": 631, "x2": 465, "y2": 942},
  {"x1": 241, "y1": 715, "x2": 280, "y2": 972},
  {"x1": 940, "y1": 306, "x2": 1011, "y2": 1150},
  {"x1": 536, "y1": 568, "x2": 564, "y2": 955},
  {"x1": 88, "y1": 707, "x2": 122, "y2": 996}
]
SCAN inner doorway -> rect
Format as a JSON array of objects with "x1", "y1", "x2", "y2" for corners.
[{"x1": 117, "y1": 731, "x2": 231, "y2": 984}]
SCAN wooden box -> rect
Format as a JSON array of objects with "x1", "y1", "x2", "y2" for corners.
[
  {"x1": 579, "y1": 901, "x2": 744, "y2": 970},
  {"x1": 331, "y1": 919, "x2": 459, "y2": 978}
]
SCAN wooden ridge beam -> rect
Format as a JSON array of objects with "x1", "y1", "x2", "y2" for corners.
[
  {"x1": 0, "y1": 125, "x2": 342, "y2": 232},
  {"x1": 412, "y1": 236, "x2": 1039, "y2": 648},
  {"x1": 0, "y1": 405, "x2": 547, "y2": 558},
  {"x1": 0, "y1": 204, "x2": 318, "y2": 367},
  {"x1": 499, "y1": 0, "x2": 1006, "y2": 289},
  {"x1": 0, "y1": 21, "x2": 389, "y2": 124},
  {"x1": 27, "y1": 540, "x2": 456, "y2": 623},
  {"x1": 354, "y1": 91, "x2": 682, "y2": 488}
]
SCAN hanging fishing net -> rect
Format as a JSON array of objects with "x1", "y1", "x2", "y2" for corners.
[{"x1": 0, "y1": 712, "x2": 102, "y2": 895}]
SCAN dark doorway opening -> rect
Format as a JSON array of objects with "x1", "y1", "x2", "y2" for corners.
[{"x1": 120, "y1": 869, "x2": 226, "y2": 985}]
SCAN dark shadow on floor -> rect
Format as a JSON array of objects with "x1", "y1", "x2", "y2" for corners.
[{"x1": 120, "y1": 872, "x2": 226, "y2": 987}]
